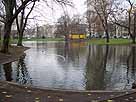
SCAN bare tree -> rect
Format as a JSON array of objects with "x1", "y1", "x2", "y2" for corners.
[
  {"x1": 110, "y1": 0, "x2": 136, "y2": 43},
  {"x1": 0, "y1": 23, "x2": 2, "y2": 40},
  {"x1": 0, "y1": 0, "x2": 73, "y2": 53},
  {"x1": 133, "y1": 9, "x2": 136, "y2": 43},
  {"x1": 16, "y1": 1, "x2": 36, "y2": 46},
  {"x1": 0, "y1": 0, "x2": 39, "y2": 53},
  {"x1": 87, "y1": 0, "x2": 115, "y2": 42},
  {"x1": 127, "y1": 0, "x2": 136, "y2": 43},
  {"x1": 55, "y1": 14, "x2": 71, "y2": 40}
]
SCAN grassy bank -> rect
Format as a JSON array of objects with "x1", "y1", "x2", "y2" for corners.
[
  {"x1": 22, "y1": 38, "x2": 64, "y2": 41},
  {"x1": 88, "y1": 38, "x2": 133, "y2": 45},
  {"x1": 8, "y1": 38, "x2": 64, "y2": 44},
  {"x1": 0, "y1": 38, "x2": 64, "y2": 46},
  {"x1": 0, "y1": 38, "x2": 135, "y2": 45}
]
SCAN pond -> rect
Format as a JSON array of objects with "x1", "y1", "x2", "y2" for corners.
[{"x1": 0, "y1": 41, "x2": 136, "y2": 91}]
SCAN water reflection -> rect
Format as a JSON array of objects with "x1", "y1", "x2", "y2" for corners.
[
  {"x1": 3, "y1": 63, "x2": 12, "y2": 81},
  {"x1": 85, "y1": 45, "x2": 109, "y2": 90},
  {"x1": 126, "y1": 47, "x2": 136, "y2": 85},
  {"x1": 0, "y1": 41, "x2": 136, "y2": 90},
  {"x1": 15, "y1": 54, "x2": 32, "y2": 85},
  {"x1": 56, "y1": 42, "x2": 87, "y2": 67},
  {"x1": 0, "y1": 54, "x2": 32, "y2": 85}
]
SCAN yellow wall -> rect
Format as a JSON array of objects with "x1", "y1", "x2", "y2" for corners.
[
  {"x1": 79, "y1": 34, "x2": 86, "y2": 39},
  {"x1": 70, "y1": 34, "x2": 86, "y2": 39}
]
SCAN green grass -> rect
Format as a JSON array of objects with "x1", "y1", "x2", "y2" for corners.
[
  {"x1": 0, "y1": 38, "x2": 134, "y2": 45},
  {"x1": 7, "y1": 38, "x2": 64, "y2": 44},
  {"x1": 88, "y1": 38, "x2": 132, "y2": 45},
  {"x1": 22, "y1": 38, "x2": 64, "y2": 41}
]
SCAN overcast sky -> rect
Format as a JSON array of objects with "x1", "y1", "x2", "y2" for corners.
[
  {"x1": 29, "y1": 0, "x2": 86, "y2": 26},
  {"x1": 29, "y1": 0, "x2": 136, "y2": 26}
]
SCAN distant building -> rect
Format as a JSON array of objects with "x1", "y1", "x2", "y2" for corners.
[
  {"x1": 68, "y1": 24, "x2": 88, "y2": 40},
  {"x1": 42, "y1": 24, "x2": 55, "y2": 38},
  {"x1": 24, "y1": 24, "x2": 56, "y2": 38},
  {"x1": 86, "y1": 0, "x2": 129, "y2": 38}
]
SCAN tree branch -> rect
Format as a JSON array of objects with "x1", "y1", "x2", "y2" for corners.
[
  {"x1": 22, "y1": 1, "x2": 36, "y2": 32},
  {"x1": 11, "y1": 0, "x2": 38, "y2": 22}
]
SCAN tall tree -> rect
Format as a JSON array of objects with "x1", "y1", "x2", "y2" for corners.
[
  {"x1": 86, "y1": 10, "x2": 95, "y2": 38},
  {"x1": 0, "y1": 23, "x2": 2, "y2": 40},
  {"x1": 55, "y1": 14, "x2": 71, "y2": 40},
  {"x1": 111, "y1": 0, "x2": 136, "y2": 43},
  {"x1": 0, "y1": 0, "x2": 73, "y2": 53},
  {"x1": 87, "y1": 0, "x2": 115, "y2": 42},
  {"x1": 0, "y1": 0, "x2": 38, "y2": 53},
  {"x1": 16, "y1": 1, "x2": 36, "y2": 46}
]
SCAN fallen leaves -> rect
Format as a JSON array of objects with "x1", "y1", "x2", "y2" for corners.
[
  {"x1": 88, "y1": 93, "x2": 91, "y2": 96},
  {"x1": 2, "y1": 92, "x2": 7, "y2": 94},
  {"x1": 107, "y1": 100, "x2": 113, "y2": 102},
  {"x1": 35, "y1": 97, "x2": 40, "y2": 100},
  {"x1": 27, "y1": 90, "x2": 32, "y2": 93},
  {"x1": 47, "y1": 96, "x2": 51, "y2": 98},
  {"x1": 59, "y1": 98, "x2": 64, "y2": 102},
  {"x1": 5, "y1": 95, "x2": 12, "y2": 98}
]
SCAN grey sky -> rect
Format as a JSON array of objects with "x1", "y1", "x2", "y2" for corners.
[{"x1": 29, "y1": 0, "x2": 86, "y2": 26}]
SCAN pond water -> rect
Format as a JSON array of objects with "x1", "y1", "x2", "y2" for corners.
[{"x1": 0, "y1": 41, "x2": 136, "y2": 91}]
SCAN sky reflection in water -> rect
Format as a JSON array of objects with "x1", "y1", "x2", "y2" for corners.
[{"x1": 0, "y1": 41, "x2": 136, "y2": 91}]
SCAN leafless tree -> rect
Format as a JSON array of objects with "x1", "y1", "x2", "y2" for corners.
[
  {"x1": 110, "y1": 0, "x2": 136, "y2": 43},
  {"x1": 0, "y1": 0, "x2": 39, "y2": 53},
  {"x1": 86, "y1": 10, "x2": 95, "y2": 38},
  {"x1": 0, "y1": 28, "x2": 1, "y2": 40},
  {"x1": 0, "y1": 0, "x2": 73, "y2": 53},
  {"x1": 55, "y1": 14, "x2": 71, "y2": 40},
  {"x1": 16, "y1": 1, "x2": 36, "y2": 46},
  {"x1": 87, "y1": 0, "x2": 116, "y2": 42}
]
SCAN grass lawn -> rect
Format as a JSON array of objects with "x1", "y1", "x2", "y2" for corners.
[
  {"x1": 0, "y1": 38, "x2": 64, "y2": 44},
  {"x1": 88, "y1": 38, "x2": 133, "y2": 45},
  {"x1": 0, "y1": 38, "x2": 135, "y2": 45},
  {"x1": 22, "y1": 38, "x2": 64, "y2": 41},
  {"x1": 11, "y1": 38, "x2": 64, "y2": 43}
]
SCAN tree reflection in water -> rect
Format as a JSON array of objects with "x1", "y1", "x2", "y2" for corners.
[
  {"x1": 1, "y1": 42, "x2": 136, "y2": 91},
  {"x1": 16, "y1": 54, "x2": 32, "y2": 85},
  {"x1": 126, "y1": 46, "x2": 136, "y2": 88},
  {"x1": 2, "y1": 54, "x2": 32, "y2": 85},
  {"x1": 3, "y1": 63, "x2": 12, "y2": 81},
  {"x1": 85, "y1": 45, "x2": 109, "y2": 90}
]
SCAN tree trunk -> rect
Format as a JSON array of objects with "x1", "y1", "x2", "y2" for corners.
[
  {"x1": 132, "y1": 37, "x2": 135, "y2": 44},
  {"x1": 128, "y1": 9, "x2": 135, "y2": 43},
  {"x1": 105, "y1": 20, "x2": 109, "y2": 43},
  {"x1": 0, "y1": 23, "x2": 12, "y2": 53},
  {"x1": 105, "y1": 29, "x2": 109, "y2": 43},
  {"x1": 0, "y1": 26, "x2": 1, "y2": 40},
  {"x1": 132, "y1": 47, "x2": 136, "y2": 71},
  {"x1": 132, "y1": 12, "x2": 136, "y2": 44},
  {"x1": 65, "y1": 35, "x2": 69, "y2": 42},
  {"x1": 17, "y1": 30, "x2": 23, "y2": 46},
  {"x1": 3, "y1": 63, "x2": 12, "y2": 81}
]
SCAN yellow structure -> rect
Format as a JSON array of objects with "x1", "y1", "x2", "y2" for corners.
[{"x1": 69, "y1": 34, "x2": 86, "y2": 40}]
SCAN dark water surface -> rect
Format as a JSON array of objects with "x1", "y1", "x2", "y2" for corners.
[{"x1": 0, "y1": 41, "x2": 136, "y2": 91}]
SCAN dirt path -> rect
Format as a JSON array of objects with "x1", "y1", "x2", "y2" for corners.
[{"x1": 0, "y1": 81, "x2": 136, "y2": 102}]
